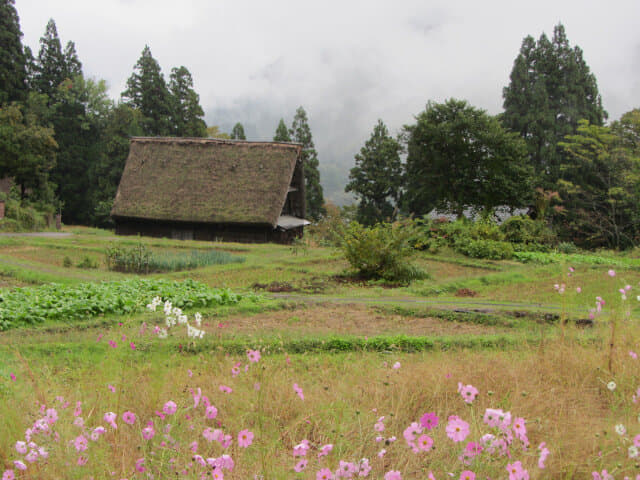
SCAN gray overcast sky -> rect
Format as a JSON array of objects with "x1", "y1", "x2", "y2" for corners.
[{"x1": 15, "y1": 0, "x2": 640, "y2": 203}]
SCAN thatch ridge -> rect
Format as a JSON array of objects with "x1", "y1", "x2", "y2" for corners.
[{"x1": 111, "y1": 137, "x2": 302, "y2": 227}]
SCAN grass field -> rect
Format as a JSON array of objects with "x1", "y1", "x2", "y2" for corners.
[{"x1": 1, "y1": 228, "x2": 639, "y2": 479}]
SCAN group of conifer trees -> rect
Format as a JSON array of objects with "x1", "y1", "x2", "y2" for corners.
[{"x1": 0, "y1": 0, "x2": 326, "y2": 224}]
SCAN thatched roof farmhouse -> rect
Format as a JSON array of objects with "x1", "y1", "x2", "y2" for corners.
[{"x1": 111, "y1": 137, "x2": 309, "y2": 243}]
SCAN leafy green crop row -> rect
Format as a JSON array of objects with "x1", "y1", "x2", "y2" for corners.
[
  {"x1": 0, "y1": 279, "x2": 256, "y2": 330},
  {"x1": 513, "y1": 251, "x2": 640, "y2": 268}
]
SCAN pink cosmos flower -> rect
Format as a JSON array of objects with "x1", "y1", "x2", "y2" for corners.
[
  {"x1": 576, "y1": 287, "x2": 582, "y2": 293},
  {"x1": 630, "y1": 351, "x2": 638, "y2": 360},
  {"x1": 385, "y1": 471, "x2": 402, "y2": 480},
  {"x1": 108, "y1": 384, "x2": 116, "y2": 393},
  {"x1": 135, "y1": 458, "x2": 146, "y2": 472},
  {"x1": 458, "y1": 383, "x2": 479, "y2": 404},
  {"x1": 446, "y1": 416, "x2": 470, "y2": 442},
  {"x1": 219, "y1": 385, "x2": 233, "y2": 394},
  {"x1": 513, "y1": 417, "x2": 527, "y2": 440},
  {"x1": 608, "y1": 269, "x2": 616, "y2": 277},
  {"x1": 358, "y1": 459, "x2": 372, "y2": 477},
  {"x1": 338, "y1": 460, "x2": 357, "y2": 477},
  {"x1": 9, "y1": 373, "x2": 15, "y2": 381},
  {"x1": 294, "y1": 440, "x2": 310, "y2": 457},
  {"x1": 506, "y1": 461, "x2": 529, "y2": 480},
  {"x1": 163, "y1": 401, "x2": 177, "y2": 415},
  {"x1": 538, "y1": 442, "x2": 550, "y2": 469},
  {"x1": 420, "y1": 412, "x2": 439, "y2": 430},
  {"x1": 592, "y1": 470, "x2": 614, "y2": 480},
  {"x1": 104, "y1": 412, "x2": 117, "y2": 429},
  {"x1": 377, "y1": 449, "x2": 386, "y2": 458},
  {"x1": 123, "y1": 411, "x2": 136, "y2": 425},
  {"x1": 109, "y1": 340, "x2": 117, "y2": 348},
  {"x1": 191, "y1": 387, "x2": 202, "y2": 408},
  {"x1": 247, "y1": 349, "x2": 261, "y2": 363},
  {"x1": 392, "y1": 362, "x2": 401, "y2": 370},
  {"x1": 211, "y1": 467, "x2": 224, "y2": 480},
  {"x1": 317, "y1": 468, "x2": 334, "y2": 480},
  {"x1": 403, "y1": 421, "x2": 423, "y2": 446},
  {"x1": 238, "y1": 429, "x2": 254, "y2": 448},
  {"x1": 12, "y1": 462, "x2": 25, "y2": 472},
  {"x1": 318, "y1": 443, "x2": 333, "y2": 458},
  {"x1": 294, "y1": 459, "x2": 308, "y2": 472},
  {"x1": 90, "y1": 426, "x2": 105, "y2": 441},
  {"x1": 77, "y1": 456, "x2": 87, "y2": 466},
  {"x1": 293, "y1": 383, "x2": 305, "y2": 400},
  {"x1": 206, "y1": 405, "x2": 218, "y2": 419},
  {"x1": 231, "y1": 366, "x2": 240, "y2": 377},
  {"x1": 130, "y1": 342, "x2": 136, "y2": 350},
  {"x1": 142, "y1": 425, "x2": 155, "y2": 440},
  {"x1": 25, "y1": 450, "x2": 38, "y2": 463},
  {"x1": 74, "y1": 401, "x2": 82, "y2": 417},
  {"x1": 416, "y1": 434, "x2": 434, "y2": 451},
  {"x1": 2, "y1": 470, "x2": 15, "y2": 480},
  {"x1": 459, "y1": 471, "x2": 475, "y2": 480},
  {"x1": 45, "y1": 408, "x2": 58, "y2": 424},
  {"x1": 15, "y1": 441, "x2": 27, "y2": 454}
]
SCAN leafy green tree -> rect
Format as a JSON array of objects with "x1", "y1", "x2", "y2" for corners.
[
  {"x1": 273, "y1": 119, "x2": 291, "y2": 142},
  {"x1": 168, "y1": 66, "x2": 206, "y2": 137},
  {"x1": 122, "y1": 45, "x2": 172, "y2": 136},
  {"x1": 0, "y1": 96, "x2": 57, "y2": 198},
  {"x1": 345, "y1": 119, "x2": 403, "y2": 225},
  {"x1": 206, "y1": 125, "x2": 231, "y2": 139},
  {"x1": 558, "y1": 119, "x2": 640, "y2": 249},
  {"x1": 403, "y1": 98, "x2": 532, "y2": 217},
  {"x1": 0, "y1": 0, "x2": 27, "y2": 104},
  {"x1": 503, "y1": 23, "x2": 606, "y2": 189},
  {"x1": 290, "y1": 106, "x2": 324, "y2": 220},
  {"x1": 230, "y1": 122, "x2": 246, "y2": 140}
]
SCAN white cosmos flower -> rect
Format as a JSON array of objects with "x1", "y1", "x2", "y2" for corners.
[
  {"x1": 607, "y1": 381, "x2": 616, "y2": 391},
  {"x1": 615, "y1": 424, "x2": 626, "y2": 435}
]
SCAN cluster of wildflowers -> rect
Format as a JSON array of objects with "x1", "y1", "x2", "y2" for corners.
[{"x1": 147, "y1": 296, "x2": 205, "y2": 339}]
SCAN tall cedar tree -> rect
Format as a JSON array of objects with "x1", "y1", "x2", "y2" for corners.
[
  {"x1": 290, "y1": 106, "x2": 324, "y2": 220},
  {"x1": 32, "y1": 19, "x2": 67, "y2": 101},
  {"x1": 0, "y1": 0, "x2": 27, "y2": 104},
  {"x1": 273, "y1": 119, "x2": 291, "y2": 142},
  {"x1": 403, "y1": 99, "x2": 532, "y2": 217},
  {"x1": 32, "y1": 19, "x2": 103, "y2": 223},
  {"x1": 168, "y1": 66, "x2": 206, "y2": 137},
  {"x1": 502, "y1": 23, "x2": 606, "y2": 190},
  {"x1": 346, "y1": 119, "x2": 403, "y2": 225},
  {"x1": 122, "y1": 46, "x2": 172, "y2": 136},
  {"x1": 231, "y1": 122, "x2": 246, "y2": 140}
]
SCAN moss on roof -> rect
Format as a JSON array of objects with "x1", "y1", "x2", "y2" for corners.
[{"x1": 111, "y1": 137, "x2": 302, "y2": 227}]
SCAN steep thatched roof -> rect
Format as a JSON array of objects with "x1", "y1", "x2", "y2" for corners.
[{"x1": 111, "y1": 137, "x2": 302, "y2": 227}]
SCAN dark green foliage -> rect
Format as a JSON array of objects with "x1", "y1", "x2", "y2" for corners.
[
  {"x1": 0, "y1": 279, "x2": 248, "y2": 330},
  {"x1": 557, "y1": 119, "x2": 639, "y2": 249},
  {"x1": 0, "y1": 98, "x2": 57, "y2": 198},
  {"x1": 340, "y1": 221, "x2": 426, "y2": 282},
  {"x1": 454, "y1": 238, "x2": 514, "y2": 260},
  {"x1": 105, "y1": 243, "x2": 244, "y2": 273},
  {"x1": 168, "y1": 66, "x2": 207, "y2": 137},
  {"x1": 1, "y1": 194, "x2": 53, "y2": 231},
  {"x1": 0, "y1": 0, "x2": 27, "y2": 104},
  {"x1": 230, "y1": 122, "x2": 246, "y2": 140},
  {"x1": 502, "y1": 23, "x2": 606, "y2": 189},
  {"x1": 346, "y1": 120, "x2": 403, "y2": 225},
  {"x1": 273, "y1": 118, "x2": 291, "y2": 142},
  {"x1": 89, "y1": 103, "x2": 144, "y2": 227},
  {"x1": 122, "y1": 45, "x2": 172, "y2": 136},
  {"x1": 290, "y1": 106, "x2": 325, "y2": 220},
  {"x1": 403, "y1": 99, "x2": 532, "y2": 217},
  {"x1": 500, "y1": 215, "x2": 556, "y2": 245},
  {"x1": 31, "y1": 19, "x2": 68, "y2": 100}
]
